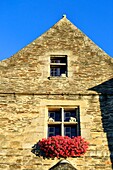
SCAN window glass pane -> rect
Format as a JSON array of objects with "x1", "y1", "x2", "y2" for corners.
[
  {"x1": 64, "y1": 125, "x2": 77, "y2": 137},
  {"x1": 55, "y1": 112, "x2": 61, "y2": 121},
  {"x1": 55, "y1": 126, "x2": 61, "y2": 135},
  {"x1": 48, "y1": 125, "x2": 61, "y2": 137},
  {"x1": 49, "y1": 127, "x2": 55, "y2": 132},
  {"x1": 49, "y1": 134, "x2": 54, "y2": 137},
  {"x1": 49, "y1": 112, "x2": 55, "y2": 120},
  {"x1": 65, "y1": 127, "x2": 71, "y2": 137},
  {"x1": 71, "y1": 112, "x2": 76, "y2": 117},
  {"x1": 50, "y1": 68, "x2": 61, "y2": 76},
  {"x1": 60, "y1": 66, "x2": 67, "y2": 75},
  {"x1": 64, "y1": 112, "x2": 71, "y2": 121},
  {"x1": 71, "y1": 127, "x2": 77, "y2": 137},
  {"x1": 51, "y1": 59, "x2": 60, "y2": 63},
  {"x1": 65, "y1": 127, "x2": 71, "y2": 132},
  {"x1": 64, "y1": 110, "x2": 76, "y2": 122},
  {"x1": 48, "y1": 127, "x2": 55, "y2": 137},
  {"x1": 49, "y1": 110, "x2": 61, "y2": 121},
  {"x1": 71, "y1": 127, "x2": 76, "y2": 133},
  {"x1": 57, "y1": 68, "x2": 60, "y2": 76}
]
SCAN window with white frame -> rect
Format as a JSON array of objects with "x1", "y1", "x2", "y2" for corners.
[
  {"x1": 50, "y1": 55, "x2": 67, "y2": 77},
  {"x1": 48, "y1": 107, "x2": 80, "y2": 137}
]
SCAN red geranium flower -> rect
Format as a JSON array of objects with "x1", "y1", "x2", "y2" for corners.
[{"x1": 35, "y1": 135, "x2": 89, "y2": 158}]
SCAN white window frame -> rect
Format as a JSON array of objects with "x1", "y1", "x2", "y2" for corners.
[{"x1": 47, "y1": 107, "x2": 80, "y2": 137}]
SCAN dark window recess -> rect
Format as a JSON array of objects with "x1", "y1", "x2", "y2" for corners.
[
  {"x1": 64, "y1": 125, "x2": 77, "y2": 137},
  {"x1": 49, "y1": 110, "x2": 61, "y2": 121},
  {"x1": 48, "y1": 125, "x2": 61, "y2": 137},
  {"x1": 64, "y1": 110, "x2": 76, "y2": 122},
  {"x1": 50, "y1": 56, "x2": 67, "y2": 77}
]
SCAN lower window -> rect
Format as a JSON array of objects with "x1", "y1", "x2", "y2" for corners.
[{"x1": 48, "y1": 107, "x2": 80, "y2": 137}]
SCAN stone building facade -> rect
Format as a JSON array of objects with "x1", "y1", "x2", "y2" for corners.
[{"x1": 0, "y1": 16, "x2": 113, "y2": 170}]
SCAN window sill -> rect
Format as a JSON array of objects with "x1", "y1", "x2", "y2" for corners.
[
  {"x1": 48, "y1": 76, "x2": 68, "y2": 80},
  {"x1": 48, "y1": 121, "x2": 78, "y2": 125},
  {"x1": 63, "y1": 122, "x2": 78, "y2": 125},
  {"x1": 48, "y1": 121, "x2": 61, "y2": 124}
]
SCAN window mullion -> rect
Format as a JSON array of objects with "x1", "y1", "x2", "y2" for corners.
[
  {"x1": 61, "y1": 107, "x2": 64, "y2": 136},
  {"x1": 76, "y1": 107, "x2": 80, "y2": 136}
]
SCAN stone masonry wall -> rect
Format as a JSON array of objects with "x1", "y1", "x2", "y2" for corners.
[{"x1": 0, "y1": 93, "x2": 112, "y2": 170}]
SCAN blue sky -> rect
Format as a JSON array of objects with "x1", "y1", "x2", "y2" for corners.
[{"x1": 0, "y1": 0, "x2": 113, "y2": 61}]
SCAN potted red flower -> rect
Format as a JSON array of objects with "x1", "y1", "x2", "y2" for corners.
[{"x1": 34, "y1": 135, "x2": 89, "y2": 158}]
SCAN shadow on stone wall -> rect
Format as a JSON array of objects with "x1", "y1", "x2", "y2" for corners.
[
  {"x1": 31, "y1": 145, "x2": 78, "y2": 169},
  {"x1": 89, "y1": 78, "x2": 113, "y2": 168}
]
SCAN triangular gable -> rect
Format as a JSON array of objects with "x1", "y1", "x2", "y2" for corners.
[
  {"x1": 0, "y1": 16, "x2": 112, "y2": 65},
  {"x1": 0, "y1": 16, "x2": 113, "y2": 93}
]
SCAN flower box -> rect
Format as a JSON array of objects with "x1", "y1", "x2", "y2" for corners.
[{"x1": 35, "y1": 135, "x2": 89, "y2": 158}]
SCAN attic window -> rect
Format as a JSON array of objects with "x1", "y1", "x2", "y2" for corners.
[{"x1": 50, "y1": 55, "x2": 67, "y2": 77}]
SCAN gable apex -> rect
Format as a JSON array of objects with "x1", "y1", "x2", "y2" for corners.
[
  {"x1": 0, "y1": 15, "x2": 113, "y2": 75},
  {"x1": 62, "y1": 14, "x2": 67, "y2": 18}
]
